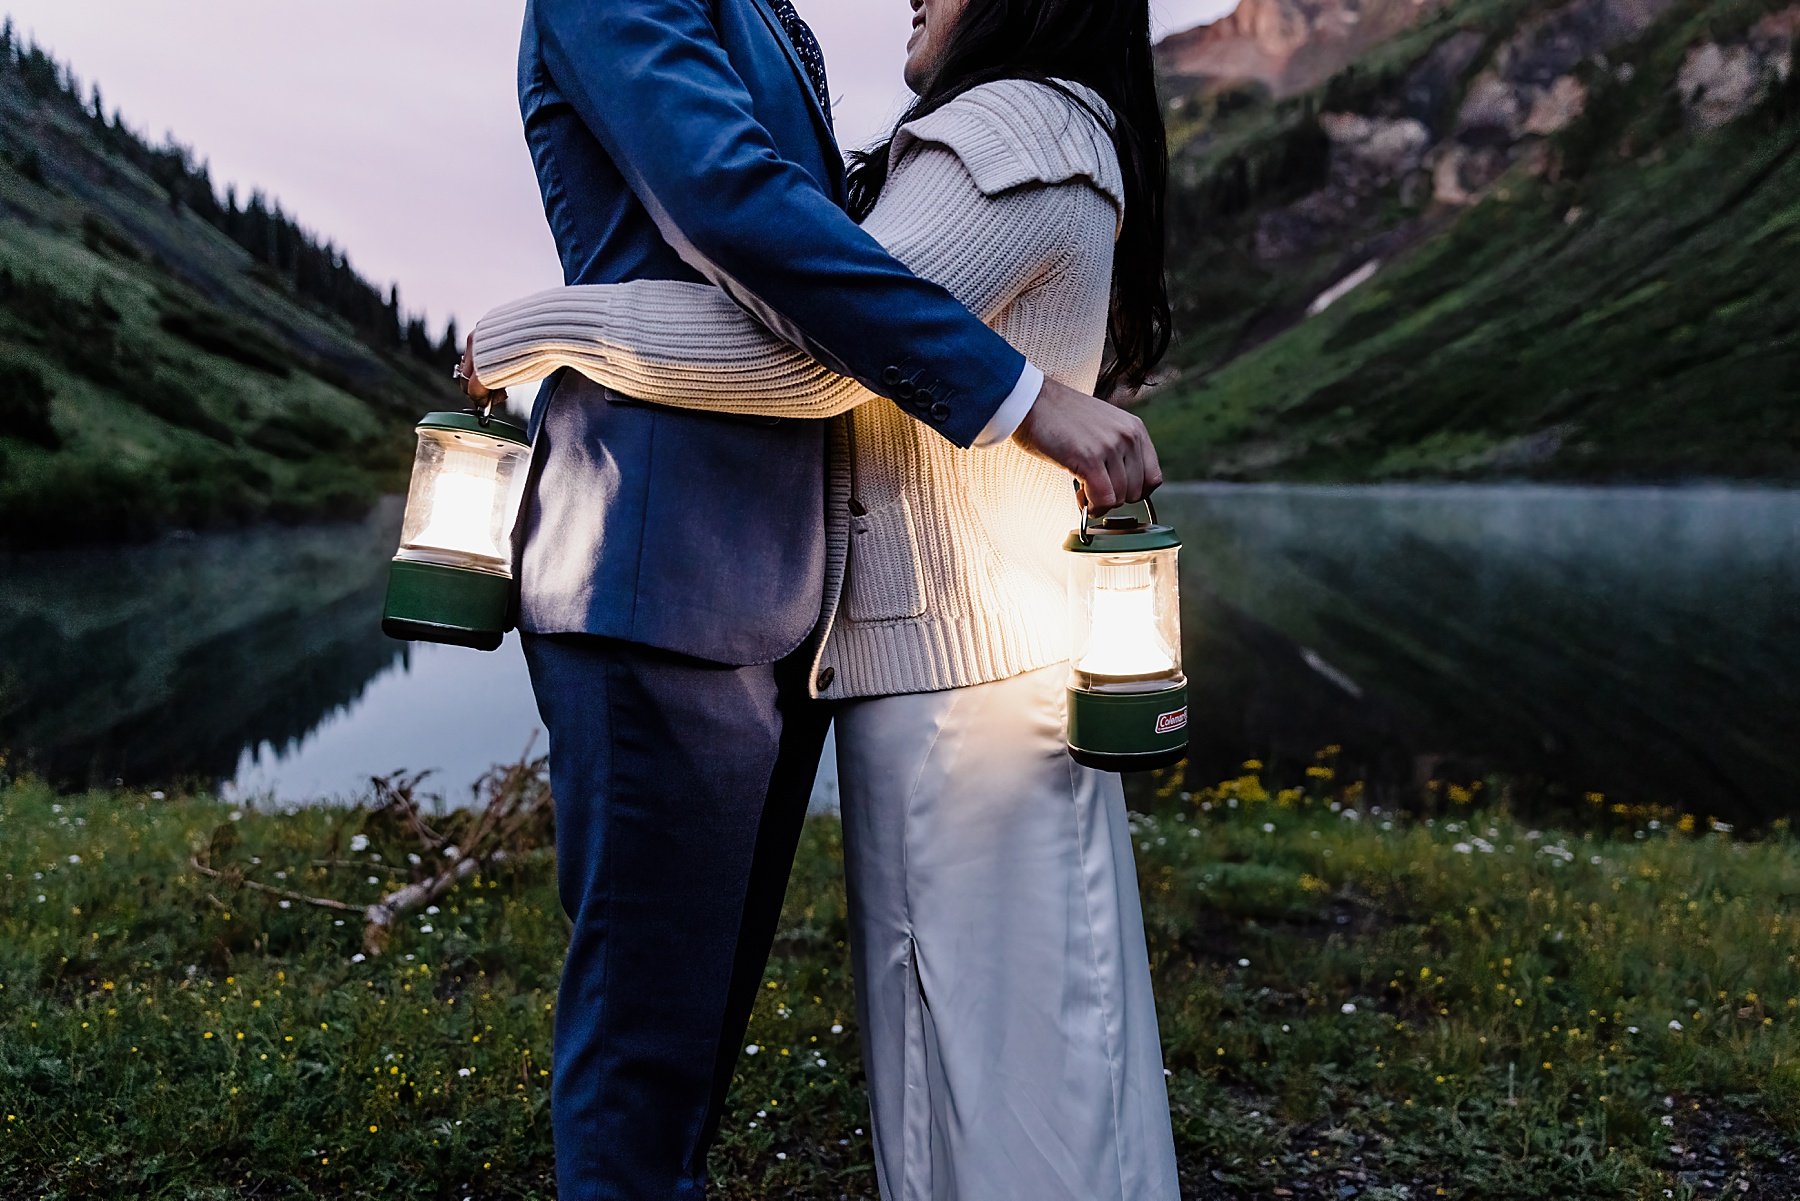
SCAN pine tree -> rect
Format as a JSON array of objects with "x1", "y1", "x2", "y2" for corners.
[
  {"x1": 19, "y1": 41, "x2": 59, "y2": 97},
  {"x1": 405, "y1": 317, "x2": 435, "y2": 360},
  {"x1": 90, "y1": 83, "x2": 104, "y2": 123},
  {"x1": 1, "y1": 18, "x2": 15, "y2": 65},
  {"x1": 384, "y1": 285, "x2": 402, "y2": 346}
]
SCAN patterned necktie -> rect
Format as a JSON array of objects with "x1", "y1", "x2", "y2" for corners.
[{"x1": 767, "y1": 0, "x2": 832, "y2": 119}]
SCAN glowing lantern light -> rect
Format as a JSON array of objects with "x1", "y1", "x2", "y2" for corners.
[
  {"x1": 1065, "y1": 499, "x2": 1188, "y2": 771},
  {"x1": 381, "y1": 409, "x2": 531, "y2": 651}
]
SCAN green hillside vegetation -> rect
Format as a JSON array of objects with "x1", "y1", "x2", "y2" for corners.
[
  {"x1": 0, "y1": 23, "x2": 461, "y2": 547},
  {"x1": 1148, "y1": 0, "x2": 1800, "y2": 482}
]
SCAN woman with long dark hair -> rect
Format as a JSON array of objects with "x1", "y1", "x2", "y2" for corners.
[{"x1": 463, "y1": 0, "x2": 1179, "y2": 1193}]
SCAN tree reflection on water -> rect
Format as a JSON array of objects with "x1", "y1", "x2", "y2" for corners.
[{"x1": 0, "y1": 500, "x2": 407, "y2": 788}]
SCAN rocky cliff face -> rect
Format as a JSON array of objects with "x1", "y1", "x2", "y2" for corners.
[
  {"x1": 1174, "y1": 0, "x2": 1797, "y2": 264},
  {"x1": 1157, "y1": 0, "x2": 1446, "y2": 96}
]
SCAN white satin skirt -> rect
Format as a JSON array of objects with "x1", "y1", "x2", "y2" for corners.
[{"x1": 833, "y1": 663, "x2": 1181, "y2": 1201}]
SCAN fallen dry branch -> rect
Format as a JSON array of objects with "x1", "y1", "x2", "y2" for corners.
[
  {"x1": 190, "y1": 742, "x2": 555, "y2": 957},
  {"x1": 361, "y1": 849, "x2": 509, "y2": 955},
  {"x1": 189, "y1": 854, "x2": 364, "y2": 913}
]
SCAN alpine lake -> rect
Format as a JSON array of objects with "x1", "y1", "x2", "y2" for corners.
[{"x1": 2, "y1": 483, "x2": 1794, "y2": 823}]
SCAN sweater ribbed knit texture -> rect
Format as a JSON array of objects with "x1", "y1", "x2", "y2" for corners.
[{"x1": 474, "y1": 79, "x2": 1124, "y2": 699}]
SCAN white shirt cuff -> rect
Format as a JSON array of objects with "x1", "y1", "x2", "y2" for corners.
[{"x1": 971, "y1": 360, "x2": 1043, "y2": 448}]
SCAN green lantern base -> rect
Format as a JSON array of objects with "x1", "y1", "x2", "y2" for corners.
[
  {"x1": 381, "y1": 558, "x2": 513, "y2": 652},
  {"x1": 1067, "y1": 682, "x2": 1190, "y2": 773}
]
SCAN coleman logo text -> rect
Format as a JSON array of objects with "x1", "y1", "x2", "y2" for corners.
[{"x1": 1155, "y1": 707, "x2": 1188, "y2": 735}]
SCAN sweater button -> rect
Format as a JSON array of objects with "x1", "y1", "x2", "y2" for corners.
[{"x1": 815, "y1": 666, "x2": 836, "y2": 691}]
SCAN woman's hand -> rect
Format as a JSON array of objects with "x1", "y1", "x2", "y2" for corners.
[
  {"x1": 1010, "y1": 377, "x2": 1162, "y2": 513},
  {"x1": 458, "y1": 333, "x2": 505, "y2": 405}
]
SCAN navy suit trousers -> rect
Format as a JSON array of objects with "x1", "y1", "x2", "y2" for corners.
[{"x1": 522, "y1": 632, "x2": 831, "y2": 1199}]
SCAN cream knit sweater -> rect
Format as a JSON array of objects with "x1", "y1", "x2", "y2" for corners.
[{"x1": 474, "y1": 79, "x2": 1125, "y2": 700}]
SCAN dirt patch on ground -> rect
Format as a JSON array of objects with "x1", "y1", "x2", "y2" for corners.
[{"x1": 1660, "y1": 1093, "x2": 1800, "y2": 1200}]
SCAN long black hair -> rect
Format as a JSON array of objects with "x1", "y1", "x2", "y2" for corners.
[{"x1": 846, "y1": 0, "x2": 1171, "y2": 398}]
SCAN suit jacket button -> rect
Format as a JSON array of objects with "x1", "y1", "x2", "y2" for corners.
[
  {"x1": 881, "y1": 366, "x2": 902, "y2": 385},
  {"x1": 929, "y1": 402, "x2": 951, "y2": 422},
  {"x1": 915, "y1": 387, "x2": 935, "y2": 405},
  {"x1": 816, "y1": 666, "x2": 836, "y2": 691},
  {"x1": 896, "y1": 380, "x2": 916, "y2": 399}
]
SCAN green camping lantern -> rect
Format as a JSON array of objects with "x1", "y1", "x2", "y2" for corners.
[
  {"x1": 381, "y1": 408, "x2": 531, "y2": 652},
  {"x1": 1065, "y1": 498, "x2": 1188, "y2": 772}
]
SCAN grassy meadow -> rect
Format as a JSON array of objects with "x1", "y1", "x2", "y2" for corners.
[{"x1": 1, "y1": 757, "x2": 1796, "y2": 1199}]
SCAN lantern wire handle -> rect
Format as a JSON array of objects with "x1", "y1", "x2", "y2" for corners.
[{"x1": 1074, "y1": 479, "x2": 1159, "y2": 545}]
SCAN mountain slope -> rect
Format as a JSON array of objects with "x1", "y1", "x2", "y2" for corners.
[
  {"x1": 1145, "y1": 0, "x2": 1800, "y2": 482},
  {"x1": 1158, "y1": 0, "x2": 1446, "y2": 98},
  {"x1": 0, "y1": 34, "x2": 458, "y2": 547}
]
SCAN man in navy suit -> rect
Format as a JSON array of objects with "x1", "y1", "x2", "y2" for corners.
[{"x1": 512, "y1": 0, "x2": 1160, "y2": 1194}]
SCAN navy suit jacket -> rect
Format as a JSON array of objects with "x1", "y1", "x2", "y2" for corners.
[{"x1": 514, "y1": 0, "x2": 1027, "y2": 665}]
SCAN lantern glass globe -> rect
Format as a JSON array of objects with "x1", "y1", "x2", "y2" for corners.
[
  {"x1": 397, "y1": 427, "x2": 531, "y2": 575},
  {"x1": 1069, "y1": 549, "x2": 1183, "y2": 691}
]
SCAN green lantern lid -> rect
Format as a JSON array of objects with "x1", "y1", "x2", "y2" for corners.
[
  {"x1": 416, "y1": 409, "x2": 530, "y2": 447},
  {"x1": 1064, "y1": 498, "x2": 1181, "y2": 553}
]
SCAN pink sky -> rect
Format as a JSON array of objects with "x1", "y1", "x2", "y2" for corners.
[{"x1": 6, "y1": 0, "x2": 1236, "y2": 353}]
